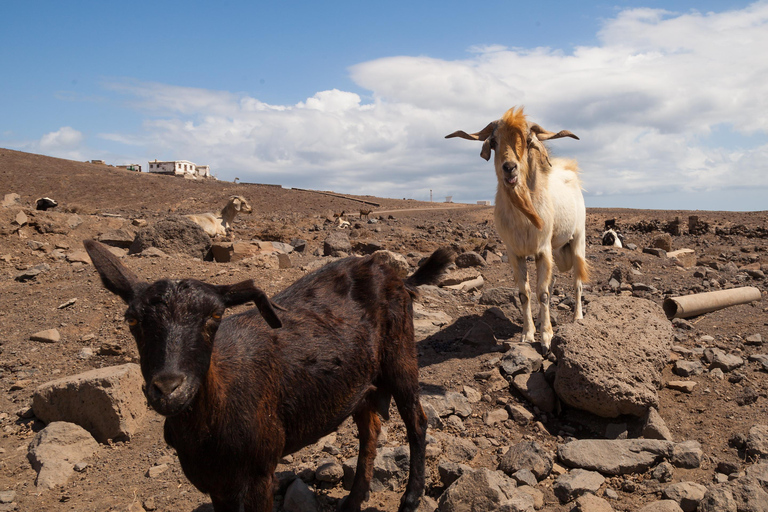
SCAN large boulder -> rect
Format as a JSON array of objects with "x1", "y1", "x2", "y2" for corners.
[
  {"x1": 552, "y1": 296, "x2": 673, "y2": 417},
  {"x1": 437, "y1": 468, "x2": 535, "y2": 512},
  {"x1": 32, "y1": 364, "x2": 147, "y2": 443},
  {"x1": 129, "y1": 216, "x2": 211, "y2": 259}
]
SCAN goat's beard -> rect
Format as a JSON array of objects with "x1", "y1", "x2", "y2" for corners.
[{"x1": 505, "y1": 184, "x2": 543, "y2": 230}]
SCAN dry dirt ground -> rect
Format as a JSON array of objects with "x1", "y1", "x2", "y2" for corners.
[{"x1": 0, "y1": 148, "x2": 767, "y2": 511}]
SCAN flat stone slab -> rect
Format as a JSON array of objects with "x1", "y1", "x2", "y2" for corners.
[{"x1": 557, "y1": 439, "x2": 673, "y2": 476}]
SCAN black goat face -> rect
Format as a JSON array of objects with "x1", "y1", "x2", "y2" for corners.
[
  {"x1": 126, "y1": 279, "x2": 224, "y2": 416},
  {"x1": 83, "y1": 239, "x2": 283, "y2": 417}
]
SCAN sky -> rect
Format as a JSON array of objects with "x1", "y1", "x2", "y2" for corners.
[{"x1": 2, "y1": 1, "x2": 767, "y2": 211}]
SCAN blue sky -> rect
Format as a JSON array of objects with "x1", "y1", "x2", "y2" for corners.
[{"x1": 2, "y1": 1, "x2": 766, "y2": 210}]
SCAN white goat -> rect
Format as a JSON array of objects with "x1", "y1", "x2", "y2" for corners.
[
  {"x1": 447, "y1": 107, "x2": 589, "y2": 353},
  {"x1": 186, "y1": 195, "x2": 252, "y2": 237}
]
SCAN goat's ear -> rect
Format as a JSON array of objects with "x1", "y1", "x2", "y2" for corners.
[
  {"x1": 529, "y1": 123, "x2": 579, "y2": 141},
  {"x1": 83, "y1": 240, "x2": 144, "y2": 303},
  {"x1": 216, "y1": 280, "x2": 283, "y2": 329},
  {"x1": 480, "y1": 139, "x2": 492, "y2": 161},
  {"x1": 232, "y1": 197, "x2": 242, "y2": 211}
]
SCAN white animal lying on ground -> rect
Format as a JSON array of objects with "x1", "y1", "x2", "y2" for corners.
[{"x1": 185, "y1": 196, "x2": 252, "y2": 237}]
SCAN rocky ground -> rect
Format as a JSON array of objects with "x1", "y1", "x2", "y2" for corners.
[{"x1": 0, "y1": 148, "x2": 767, "y2": 511}]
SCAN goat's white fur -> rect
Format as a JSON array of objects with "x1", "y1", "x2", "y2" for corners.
[
  {"x1": 447, "y1": 107, "x2": 588, "y2": 353},
  {"x1": 186, "y1": 195, "x2": 252, "y2": 237}
]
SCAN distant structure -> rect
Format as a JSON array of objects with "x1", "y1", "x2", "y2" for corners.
[
  {"x1": 147, "y1": 160, "x2": 212, "y2": 179},
  {"x1": 445, "y1": 196, "x2": 453, "y2": 203},
  {"x1": 116, "y1": 164, "x2": 142, "y2": 172},
  {"x1": 90, "y1": 159, "x2": 106, "y2": 165},
  {"x1": 476, "y1": 200, "x2": 492, "y2": 206}
]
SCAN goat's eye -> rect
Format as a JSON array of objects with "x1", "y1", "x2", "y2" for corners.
[
  {"x1": 126, "y1": 317, "x2": 138, "y2": 327},
  {"x1": 211, "y1": 313, "x2": 222, "y2": 321}
]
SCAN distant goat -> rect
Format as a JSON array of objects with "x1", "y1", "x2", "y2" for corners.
[
  {"x1": 84, "y1": 239, "x2": 454, "y2": 512},
  {"x1": 360, "y1": 208, "x2": 373, "y2": 219},
  {"x1": 185, "y1": 195, "x2": 252, "y2": 237},
  {"x1": 447, "y1": 107, "x2": 588, "y2": 353},
  {"x1": 602, "y1": 229, "x2": 624, "y2": 248},
  {"x1": 35, "y1": 197, "x2": 58, "y2": 211}
]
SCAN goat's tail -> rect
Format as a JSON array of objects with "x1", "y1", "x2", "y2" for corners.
[{"x1": 405, "y1": 247, "x2": 454, "y2": 292}]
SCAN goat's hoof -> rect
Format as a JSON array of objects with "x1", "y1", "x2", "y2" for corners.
[{"x1": 521, "y1": 332, "x2": 536, "y2": 344}]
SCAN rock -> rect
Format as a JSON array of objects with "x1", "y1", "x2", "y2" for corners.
[
  {"x1": 283, "y1": 478, "x2": 319, "y2": 512},
  {"x1": 14, "y1": 263, "x2": 51, "y2": 281},
  {"x1": 461, "y1": 321, "x2": 497, "y2": 348},
  {"x1": 552, "y1": 469, "x2": 604, "y2": 503},
  {"x1": 637, "y1": 500, "x2": 684, "y2": 512},
  {"x1": 707, "y1": 349, "x2": 744, "y2": 373},
  {"x1": 729, "y1": 476, "x2": 768, "y2": 512},
  {"x1": 32, "y1": 364, "x2": 147, "y2": 443},
  {"x1": 498, "y1": 440, "x2": 553, "y2": 481},
  {"x1": 667, "y1": 381, "x2": 696, "y2": 393},
  {"x1": 746, "y1": 334, "x2": 763, "y2": 345},
  {"x1": 455, "y1": 251, "x2": 487, "y2": 268},
  {"x1": 445, "y1": 275, "x2": 484, "y2": 292},
  {"x1": 323, "y1": 232, "x2": 351, "y2": 256},
  {"x1": 512, "y1": 372, "x2": 556, "y2": 413},
  {"x1": 342, "y1": 445, "x2": 410, "y2": 492},
  {"x1": 643, "y1": 247, "x2": 667, "y2": 258},
  {"x1": 662, "y1": 482, "x2": 707, "y2": 512},
  {"x1": 747, "y1": 425, "x2": 768, "y2": 460},
  {"x1": 500, "y1": 344, "x2": 543, "y2": 376},
  {"x1": 14, "y1": 210, "x2": 28, "y2": 226},
  {"x1": 652, "y1": 462, "x2": 675, "y2": 482},
  {"x1": 413, "y1": 304, "x2": 452, "y2": 339},
  {"x1": 651, "y1": 234, "x2": 673, "y2": 252},
  {"x1": 440, "y1": 268, "x2": 482, "y2": 287},
  {"x1": 210, "y1": 241, "x2": 283, "y2": 263},
  {"x1": 437, "y1": 468, "x2": 534, "y2": 512},
  {"x1": 29, "y1": 211, "x2": 82, "y2": 234},
  {"x1": 97, "y1": 228, "x2": 136, "y2": 248},
  {"x1": 670, "y1": 441, "x2": 702, "y2": 469},
  {"x1": 0, "y1": 491, "x2": 16, "y2": 504},
  {"x1": 510, "y1": 469, "x2": 537, "y2": 488},
  {"x1": 506, "y1": 404, "x2": 534, "y2": 425},
  {"x1": 698, "y1": 485, "x2": 737, "y2": 512},
  {"x1": 146, "y1": 464, "x2": 168, "y2": 478},
  {"x1": 30, "y1": 328, "x2": 61, "y2": 343},
  {"x1": 27, "y1": 422, "x2": 99, "y2": 489},
  {"x1": 483, "y1": 408, "x2": 509, "y2": 426},
  {"x1": 440, "y1": 436, "x2": 479, "y2": 463},
  {"x1": 66, "y1": 250, "x2": 92, "y2": 264},
  {"x1": 422, "y1": 392, "x2": 472, "y2": 419},
  {"x1": 1, "y1": 193, "x2": 20, "y2": 208},
  {"x1": 129, "y1": 216, "x2": 211, "y2": 260},
  {"x1": 438, "y1": 461, "x2": 472, "y2": 488},
  {"x1": 573, "y1": 493, "x2": 614, "y2": 512},
  {"x1": 557, "y1": 439, "x2": 673, "y2": 475},
  {"x1": 673, "y1": 360, "x2": 704, "y2": 377},
  {"x1": 552, "y1": 296, "x2": 672, "y2": 418},
  {"x1": 315, "y1": 460, "x2": 344, "y2": 483},
  {"x1": 667, "y1": 249, "x2": 696, "y2": 268},
  {"x1": 643, "y1": 408, "x2": 674, "y2": 441},
  {"x1": 479, "y1": 287, "x2": 520, "y2": 308}
]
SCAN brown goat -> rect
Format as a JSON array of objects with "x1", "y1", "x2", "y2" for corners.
[
  {"x1": 84, "y1": 240, "x2": 453, "y2": 512},
  {"x1": 447, "y1": 107, "x2": 588, "y2": 353},
  {"x1": 359, "y1": 208, "x2": 373, "y2": 219}
]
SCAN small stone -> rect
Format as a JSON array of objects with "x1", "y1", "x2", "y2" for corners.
[
  {"x1": 667, "y1": 381, "x2": 696, "y2": 393},
  {"x1": 146, "y1": 464, "x2": 168, "y2": 478},
  {"x1": 506, "y1": 404, "x2": 534, "y2": 425},
  {"x1": 746, "y1": 334, "x2": 763, "y2": 345},
  {"x1": 0, "y1": 491, "x2": 16, "y2": 504},
  {"x1": 483, "y1": 409, "x2": 509, "y2": 426},
  {"x1": 652, "y1": 462, "x2": 674, "y2": 482},
  {"x1": 30, "y1": 329, "x2": 61, "y2": 343}
]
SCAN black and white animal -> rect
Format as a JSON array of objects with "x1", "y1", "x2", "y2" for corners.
[
  {"x1": 84, "y1": 239, "x2": 454, "y2": 512},
  {"x1": 601, "y1": 228, "x2": 625, "y2": 248},
  {"x1": 35, "y1": 197, "x2": 58, "y2": 211}
]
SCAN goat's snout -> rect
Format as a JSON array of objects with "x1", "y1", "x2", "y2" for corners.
[
  {"x1": 151, "y1": 373, "x2": 186, "y2": 398},
  {"x1": 502, "y1": 162, "x2": 519, "y2": 186}
]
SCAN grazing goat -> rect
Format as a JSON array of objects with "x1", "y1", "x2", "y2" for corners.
[
  {"x1": 359, "y1": 208, "x2": 373, "y2": 220},
  {"x1": 186, "y1": 195, "x2": 252, "y2": 237},
  {"x1": 84, "y1": 239, "x2": 454, "y2": 512},
  {"x1": 447, "y1": 107, "x2": 588, "y2": 353}
]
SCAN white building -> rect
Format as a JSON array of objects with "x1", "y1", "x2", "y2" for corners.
[{"x1": 147, "y1": 160, "x2": 211, "y2": 179}]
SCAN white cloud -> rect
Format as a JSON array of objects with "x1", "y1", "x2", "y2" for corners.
[
  {"x1": 39, "y1": 127, "x2": 84, "y2": 151},
  {"x1": 100, "y1": 3, "x2": 768, "y2": 209}
]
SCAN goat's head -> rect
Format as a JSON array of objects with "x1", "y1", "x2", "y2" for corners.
[
  {"x1": 83, "y1": 240, "x2": 281, "y2": 416},
  {"x1": 230, "y1": 196, "x2": 253, "y2": 214},
  {"x1": 446, "y1": 107, "x2": 579, "y2": 229}
]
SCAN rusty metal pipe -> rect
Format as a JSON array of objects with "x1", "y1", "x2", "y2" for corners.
[{"x1": 663, "y1": 286, "x2": 762, "y2": 319}]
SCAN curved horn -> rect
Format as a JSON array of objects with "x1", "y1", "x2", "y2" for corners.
[
  {"x1": 529, "y1": 123, "x2": 579, "y2": 141},
  {"x1": 445, "y1": 120, "x2": 499, "y2": 141}
]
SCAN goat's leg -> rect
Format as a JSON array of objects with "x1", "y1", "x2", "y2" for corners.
[
  {"x1": 511, "y1": 255, "x2": 535, "y2": 343},
  {"x1": 391, "y1": 385, "x2": 427, "y2": 512},
  {"x1": 571, "y1": 232, "x2": 588, "y2": 321},
  {"x1": 535, "y1": 253, "x2": 554, "y2": 353},
  {"x1": 340, "y1": 403, "x2": 382, "y2": 512},
  {"x1": 241, "y1": 472, "x2": 277, "y2": 512}
]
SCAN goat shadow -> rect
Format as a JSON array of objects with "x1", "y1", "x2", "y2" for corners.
[{"x1": 192, "y1": 500, "x2": 390, "y2": 512}]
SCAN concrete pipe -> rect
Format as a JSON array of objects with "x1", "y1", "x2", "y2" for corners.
[{"x1": 663, "y1": 286, "x2": 762, "y2": 319}]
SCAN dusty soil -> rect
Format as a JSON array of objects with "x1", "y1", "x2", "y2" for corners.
[{"x1": 0, "y1": 148, "x2": 766, "y2": 511}]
